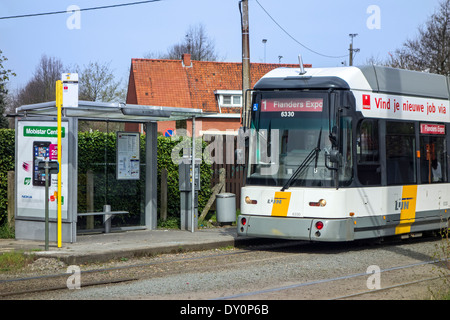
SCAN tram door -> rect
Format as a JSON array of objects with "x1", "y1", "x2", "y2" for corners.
[
  {"x1": 419, "y1": 125, "x2": 447, "y2": 210},
  {"x1": 420, "y1": 138, "x2": 446, "y2": 184}
]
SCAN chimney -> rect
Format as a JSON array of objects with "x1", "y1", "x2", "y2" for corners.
[{"x1": 182, "y1": 53, "x2": 192, "y2": 67}]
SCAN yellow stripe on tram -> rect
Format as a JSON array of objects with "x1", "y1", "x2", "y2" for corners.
[
  {"x1": 395, "y1": 185, "x2": 418, "y2": 235},
  {"x1": 271, "y1": 192, "x2": 291, "y2": 217}
]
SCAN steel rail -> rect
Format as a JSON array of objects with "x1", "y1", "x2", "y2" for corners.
[
  {"x1": 0, "y1": 241, "x2": 301, "y2": 285},
  {"x1": 0, "y1": 277, "x2": 138, "y2": 298},
  {"x1": 331, "y1": 274, "x2": 450, "y2": 300},
  {"x1": 213, "y1": 259, "x2": 447, "y2": 300}
]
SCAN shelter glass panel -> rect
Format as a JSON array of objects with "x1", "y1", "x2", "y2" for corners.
[{"x1": 77, "y1": 121, "x2": 145, "y2": 231}]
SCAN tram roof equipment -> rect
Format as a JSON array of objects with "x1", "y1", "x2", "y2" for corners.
[{"x1": 254, "y1": 65, "x2": 450, "y2": 100}]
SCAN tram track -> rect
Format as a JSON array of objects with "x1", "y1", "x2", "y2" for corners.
[
  {"x1": 213, "y1": 259, "x2": 449, "y2": 300},
  {"x1": 0, "y1": 277, "x2": 138, "y2": 298},
  {"x1": 0, "y1": 241, "x2": 303, "y2": 298},
  {"x1": 332, "y1": 274, "x2": 448, "y2": 300},
  {"x1": 1, "y1": 238, "x2": 447, "y2": 299}
]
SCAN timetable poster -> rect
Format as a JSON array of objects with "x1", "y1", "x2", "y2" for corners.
[{"x1": 116, "y1": 132, "x2": 140, "y2": 180}]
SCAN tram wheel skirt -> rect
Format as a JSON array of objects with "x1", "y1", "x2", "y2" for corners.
[
  {"x1": 237, "y1": 215, "x2": 354, "y2": 242},
  {"x1": 237, "y1": 213, "x2": 450, "y2": 242}
]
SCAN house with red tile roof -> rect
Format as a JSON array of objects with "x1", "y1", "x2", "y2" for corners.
[{"x1": 125, "y1": 54, "x2": 308, "y2": 135}]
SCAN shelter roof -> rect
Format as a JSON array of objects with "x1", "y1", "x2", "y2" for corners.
[{"x1": 14, "y1": 100, "x2": 203, "y2": 122}]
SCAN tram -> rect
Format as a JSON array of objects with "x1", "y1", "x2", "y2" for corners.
[{"x1": 237, "y1": 65, "x2": 450, "y2": 241}]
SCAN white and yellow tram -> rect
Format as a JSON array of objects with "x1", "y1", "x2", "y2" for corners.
[{"x1": 238, "y1": 66, "x2": 450, "y2": 241}]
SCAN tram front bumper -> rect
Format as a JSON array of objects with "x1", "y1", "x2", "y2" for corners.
[{"x1": 237, "y1": 215, "x2": 355, "y2": 242}]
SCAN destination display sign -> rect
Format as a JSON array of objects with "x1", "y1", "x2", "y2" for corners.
[
  {"x1": 261, "y1": 98, "x2": 323, "y2": 113},
  {"x1": 420, "y1": 123, "x2": 445, "y2": 135}
]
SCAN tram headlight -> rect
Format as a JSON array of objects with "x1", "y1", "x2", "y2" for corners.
[
  {"x1": 245, "y1": 196, "x2": 257, "y2": 204},
  {"x1": 309, "y1": 199, "x2": 327, "y2": 207}
]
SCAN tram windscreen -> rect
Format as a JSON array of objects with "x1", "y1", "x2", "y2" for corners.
[{"x1": 246, "y1": 91, "x2": 352, "y2": 188}]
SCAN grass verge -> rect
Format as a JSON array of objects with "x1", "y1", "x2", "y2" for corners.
[{"x1": 0, "y1": 251, "x2": 35, "y2": 273}]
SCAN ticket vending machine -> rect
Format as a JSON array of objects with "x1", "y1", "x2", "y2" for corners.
[{"x1": 179, "y1": 158, "x2": 200, "y2": 231}]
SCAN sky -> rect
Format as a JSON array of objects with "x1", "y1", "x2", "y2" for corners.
[{"x1": 0, "y1": 0, "x2": 444, "y2": 93}]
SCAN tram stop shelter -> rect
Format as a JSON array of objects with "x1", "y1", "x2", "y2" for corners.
[{"x1": 13, "y1": 100, "x2": 203, "y2": 243}]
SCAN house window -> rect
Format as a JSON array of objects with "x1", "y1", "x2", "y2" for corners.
[
  {"x1": 215, "y1": 90, "x2": 242, "y2": 108},
  {"x1": 223, "y1": 95, "x2": 232, "y2": 105}
]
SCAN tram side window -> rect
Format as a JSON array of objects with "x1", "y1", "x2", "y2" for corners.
[
  {"x1": 357, "y1": 120, "x2": 380, "y2": 185},
  {"x1": 386, "y1": 121, "x2": 416, "y2": 185},
  {"x1": 420, "y1": 134, "x2": 447, "y2": 183}
]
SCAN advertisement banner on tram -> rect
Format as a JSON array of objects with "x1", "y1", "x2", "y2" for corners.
[{"x1": 355, "y1": 91, "x2": 449, "y2": 122}]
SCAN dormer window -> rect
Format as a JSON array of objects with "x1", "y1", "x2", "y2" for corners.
[{"x1": 215, "y1": 90, "x2": 242, "y2": 108}]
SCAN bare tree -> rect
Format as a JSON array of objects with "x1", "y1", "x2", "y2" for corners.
[
  {"x1": 387, "y1": 0, "x2": 450, "y2": 75},
  {"x1": 11, "y1": 57, "x2": 125, "y2": 131},
  {"x1": 75, "y1": 61, "x2": 126, "y2": 132},
  {"x1": 146, "y1": 23, "x2": 220, "y2": 61},
  {"x1": 13, "y1": 57, "x2": 125, "y2": 106},
  {"x1": 14, "y1": 55, "x2": 64, "y2": 106},
  {"x1": 77, "y1": 61, "x2": 125, "y2": 102}
]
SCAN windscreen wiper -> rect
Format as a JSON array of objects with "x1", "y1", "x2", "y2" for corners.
[
  {"x1": 281, "y1": 128, "x2": 322, "y2": 192},
  {"x1": 314, "y1": 128, "x2": 322, "y2": 173}
]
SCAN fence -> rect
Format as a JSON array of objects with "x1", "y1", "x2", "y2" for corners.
[{"x1": 206, "y1": 134, "x2": 245, "y2": 210}]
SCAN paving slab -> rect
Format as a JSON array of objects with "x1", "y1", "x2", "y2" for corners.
[{"x1": 0, "y1": 227, "x2": 256, "y2": 265}]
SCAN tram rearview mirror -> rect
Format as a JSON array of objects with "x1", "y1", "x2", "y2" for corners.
[
  {"x1": 342, "y1": 91, "x2": 352, "y2": 108},
  {"x1": 329, "y1": 126, "x2": 338, "y2": 148},
  {"x1": 329, "y1": 150, "x2": 340, "y2": 163}
]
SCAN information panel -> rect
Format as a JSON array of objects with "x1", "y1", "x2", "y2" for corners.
[{"x1": 116, "y1": 132, "x2": 140, "y2": 180}]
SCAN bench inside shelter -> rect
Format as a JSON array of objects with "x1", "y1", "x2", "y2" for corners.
[{"x1": 78, "y1": 205, "x2": 128, "y2": 233}]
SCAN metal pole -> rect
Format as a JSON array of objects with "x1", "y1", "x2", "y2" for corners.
[
  {"x1": 349, "y1": 33, "x2": 359, "y2": 67},
  {"x1": 191, "y1": 117, "x2": 196, "y2": 233},
  {"x1": 349, "y1": 42, "x2": 353, "y2": 66},
  {"x1": 262, "y1": 39, "x2": 267, "y2": 63},
  {"x1": 44, "y1": 161, "x2": 49, "y2": 251},
  {"x1": 55, "y1": 80, "x2": 63, "y2": 247},
  {"x1": 241, "y1": 0, "x2": 251, "y2": 128},
  {"x1": 103, "y1": 204, "x2": 112, "y2": 234},
  {"x1": 145, "y1": 122, "x2": 158, "y2": 230}
]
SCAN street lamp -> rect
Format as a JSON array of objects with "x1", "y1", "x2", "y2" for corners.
[
  {"x1": 262, "y1": 39, "x2": 267, "y2": 63},
  {"x1": 349, "y1": 33, "x2": 360, "y2": 66}
]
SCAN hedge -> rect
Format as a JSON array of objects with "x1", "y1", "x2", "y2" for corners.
[
  {"x1": 0, "y1": 129, "x2": 15, "y2": 225},
  {"x1": 0, "y1": 129, "x2": 212, "y2": 227}
]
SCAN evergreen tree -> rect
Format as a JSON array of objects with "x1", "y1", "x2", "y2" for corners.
[{"x1": 0, "y1": 50, "x2": 15, "y2": 128}]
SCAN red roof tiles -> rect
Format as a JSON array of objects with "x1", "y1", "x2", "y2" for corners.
[{"x1": 126, "y1": 54, "x2": 303, "y2": 113}]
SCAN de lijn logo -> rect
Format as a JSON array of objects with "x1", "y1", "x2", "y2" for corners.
[{"x1": 395, "y1": 197, "x2": 412, "y2": 211}]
